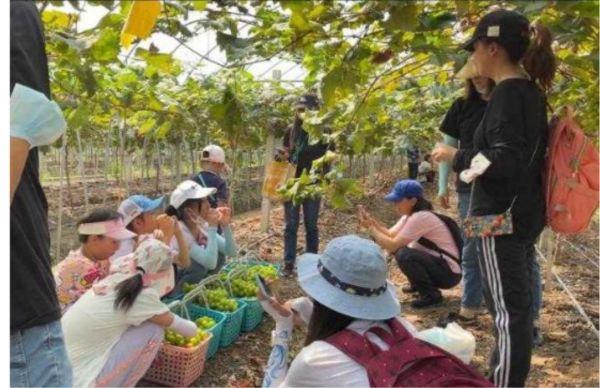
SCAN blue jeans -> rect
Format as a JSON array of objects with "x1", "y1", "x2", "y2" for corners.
[
  {"x1": 284, "y1": 197, "x2": 321, "y2": 265},
  {"x1": 11, "y1": 320, "x2": 72, "y2": 387},
  {"x1": 528, "y1": 245, "x2": 543, "y2": 320},
  {"x1": 458, "y1": 191, "x2": 483, "y2": 309}
]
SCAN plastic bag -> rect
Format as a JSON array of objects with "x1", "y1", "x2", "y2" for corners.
[
  {"x1": 262, "y1": 161, "x2": 295, "y2": 201},
  {"x1": 416, "y1": 322, "x2": 476, "y2": 364}
]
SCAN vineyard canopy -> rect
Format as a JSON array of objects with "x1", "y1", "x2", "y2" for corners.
[{"x1": 39, "y1": 0, "x2": 599, "y2": 205}]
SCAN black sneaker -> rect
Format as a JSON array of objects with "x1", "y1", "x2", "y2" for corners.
[
  {"x1": 533, "y1": 326, "x2": 543, "y2": 347},
  {"x1": 279, "y1": 264, "x2": 295, "y2": 278},
  {"x1": 411, "y1": 294, "x2": 443, "y2": 309},
  {"x1": 439, "y1": 312, "x2": 476, "y2": 327},
  {"x1": 401, "y1": 285, "x2": 418, "y2": 293}
]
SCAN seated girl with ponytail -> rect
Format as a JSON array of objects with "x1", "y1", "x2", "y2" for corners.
[
  {"x1": 166, "y1": 180, "x2": 237, "y2": 295},
  {"x1": 61, "y1": 238, "x2": 199, "y2": 387}
]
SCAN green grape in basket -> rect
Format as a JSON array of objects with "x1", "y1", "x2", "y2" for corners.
[{"x1": 195, "y1": 316, "x2": 216, "y2": 329}]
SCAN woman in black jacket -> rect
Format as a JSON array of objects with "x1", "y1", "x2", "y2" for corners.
[{"x1": 433, "y1": 9, "x2": 556, "y2": 388}]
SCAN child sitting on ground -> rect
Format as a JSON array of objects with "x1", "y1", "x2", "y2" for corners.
[
  {"x1": 62, "y1": 238, "x2": 199, "y2": 387},
  {"x1": 53, "y1": 209, "x2": 136, "y2": 314},
  {"x1": 112, "y1": 194, "x2": 190, "y2": 271},
  {"x1": 166, "y1": 180, "x2": 237, "y2": 295}
]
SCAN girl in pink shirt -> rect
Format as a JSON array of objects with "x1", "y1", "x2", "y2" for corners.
[
  {"x1": 53, "y1": 209, "x2": 136, "y2": 314},
  {"x1": 359, "y1": 180, "x2": 461, "y2": 309}
]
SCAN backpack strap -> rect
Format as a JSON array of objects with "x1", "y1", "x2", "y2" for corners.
[
  {"x1": 325, "y1": 329, "x2": 380, "y2": 366},
  {"x1": 196, "y1": 172, "x2": 217, "y2": 203},
  {"x1": 386, "y1": 318, "x2": 414, "y2": 340},
  {"x1": 417, "y1": 236, "x2": 460, "y2": 264},
  {"x1": 416, "y1": 212, "x2": 462, "y2": 264}
]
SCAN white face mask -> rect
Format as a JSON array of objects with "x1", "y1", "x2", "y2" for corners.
[{"x1": 475, "y1": 85, "x2": 490, "y2": 95}]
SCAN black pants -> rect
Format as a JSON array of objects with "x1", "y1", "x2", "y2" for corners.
[
  {"x1": 476, "y1": 235, "x2": 534, "y2": 387},
  {"x1": 395, "y1": 248, "x2": 461, "y2": 298},
  {"x1": 408, "y1": 162, "x2": 419, "y2": 180}
]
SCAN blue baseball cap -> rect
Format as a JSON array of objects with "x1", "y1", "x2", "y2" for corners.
[
  {"x1": 118, "y1": 195, "x2": 165, "y2": 226},
  {"x1": 384, "y1": 180, "x2": 423, "y2": 202}
]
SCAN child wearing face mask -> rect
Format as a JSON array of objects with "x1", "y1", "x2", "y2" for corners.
[
  {"x1": 165, "y1": 180, "x2": 237, "y2": 295},
  {"x1": 53, "y1": 209, "x2": 136, "y2": 314}
]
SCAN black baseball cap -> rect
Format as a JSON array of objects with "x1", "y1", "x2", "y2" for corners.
[
  {"x1": 462, "y1": 9, "x2": 530, "y2": 53},
  {"x1": 296, "y1": 94, "x2": 320, "y2": 110}
]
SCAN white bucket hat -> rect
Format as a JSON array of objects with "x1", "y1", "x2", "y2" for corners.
[
  {"x1": 170, "y1": 180, "x2": 217, "y2": 209},
  {"x1": 297, "y1": 235, "x2": 400, "y2": 321}
]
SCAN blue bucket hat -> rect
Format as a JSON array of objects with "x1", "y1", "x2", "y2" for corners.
[
  {"x1": 118, "y1": 195, "x2": 164, "y2": 226},
  {"x1": 384, "y1": 179, "x2": 423, "y2": 202},
  {"x1": 297, "y1": 235, "x2": 400, "y2": 320}
]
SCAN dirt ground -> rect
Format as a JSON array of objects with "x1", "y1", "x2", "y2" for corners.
[
  {"x1": 184, "y1": 183, "x2": 599, "y2": 388},
  {"x1": 43, "y1": 175, "x2": 599, "y2": 387}
]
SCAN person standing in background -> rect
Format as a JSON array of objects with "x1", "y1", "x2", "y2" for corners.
[
  {"x1": 280, "y1": 94, "x2": 329, "y2": 277},
  {"x1": 192, "y1": 144, "x2": 230, "y2": 209},
  {"x1": 437, "y1": 62, "x2": 493, "y2": 323},
  {"x1": 407, "y1": 145, "x2": 420, "y2": 180}
]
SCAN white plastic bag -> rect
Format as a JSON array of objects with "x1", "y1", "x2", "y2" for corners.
[{"x1": 416, "y1": 322, "x2": 476, "y2": 364}]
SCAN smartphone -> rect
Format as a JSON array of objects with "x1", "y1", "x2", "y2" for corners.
[{"x1": 256, "y1": 274, "x2": 272, "y2": 298}]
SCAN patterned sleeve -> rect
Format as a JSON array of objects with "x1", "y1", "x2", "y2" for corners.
[{"x1": 54, "y1": 257, "x2": 99, "y2": 314}]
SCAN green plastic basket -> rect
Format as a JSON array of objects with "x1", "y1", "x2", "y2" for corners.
[
  {"x1": 237, "y1": 297, "x2": 264, "y2": 332},
  {"x1": 215, "y1": 299, "x2": 247, "y2": 347},
  {"x1": 184, "y1": 303, "x2": 226, "y2": 359},
  {"x1": 166, "y1": 299, "x2": 226, "y2": 360},
  {"x1": 184, "y1": 275, "x2": 248, "y2": 348},
  {"x1": 222, "y1": 266, "x2": 266, "y2": 332}
]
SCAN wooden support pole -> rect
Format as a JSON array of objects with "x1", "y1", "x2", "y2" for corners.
[
  {"x1": 260, "y1": 133, "x2": 275, "y2": 233},
  {"x1": 75, "y1": 127, "x2": 89, "y2": 212},
  {"x1": 367, "y1": 154, "x2": 376, "y2": 187},
  {"x1": 259, "y1": 69, "x2": 281, "y2": 233}
]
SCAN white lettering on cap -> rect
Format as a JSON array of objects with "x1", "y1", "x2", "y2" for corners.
[{"x1": 487, "y1": 26, "x2": 500, "y2": 37}]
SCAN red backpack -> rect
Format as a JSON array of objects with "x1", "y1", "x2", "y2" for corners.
[
  {"x1": 325, "y1": 319, "x2": 492, "y2": 387},
  {"x1": 545, "y1": 106, "x2": 599, "y2": 234}
]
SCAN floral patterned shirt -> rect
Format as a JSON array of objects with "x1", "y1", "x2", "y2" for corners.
[{"x1": 53, "y1": 249, "x2": 110, "y2": 314}]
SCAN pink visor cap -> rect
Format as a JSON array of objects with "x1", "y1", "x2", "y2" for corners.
[{"x1": 77, "y1": 218, "x2": 137, "y2": 240}]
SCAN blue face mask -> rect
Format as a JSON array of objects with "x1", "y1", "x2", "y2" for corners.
[{"x1": 10, "y1": 83, "x2": 66, "y2": 149}]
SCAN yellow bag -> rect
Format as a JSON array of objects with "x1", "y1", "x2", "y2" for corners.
[
  {"x1": 262, "y1": 161, "x2": 295, "y2": 201},
  {"x1": 120, "y1": 0, "x2": 162, "y2": 48}
]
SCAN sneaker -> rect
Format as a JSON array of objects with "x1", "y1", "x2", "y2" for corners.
[
  {"x1": 411, "y1": 294, "x2": 443, "y2": 309},
  {"x1": 533, "y1": 326, "x2": 543, "y2": 347},
  {"x1": 279, "y1": 263, "x2": 295, "y2": 278},
  {"x1": 401, "y1": 284, "x2": 418, "y2": 294}
]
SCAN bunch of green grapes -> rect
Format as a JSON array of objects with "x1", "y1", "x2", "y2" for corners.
[
  {"x1": 164, "y1": 328, "x2": 209, "y2": 348},
  {"x1": 195, "y1": 316, "x2": 216, "y2": 330},
  {"x1": 182, "y1": 282, "x2": 197, "y2": 294},
  {"x1": 199, "y1": 288, "x2": 238, "y2": 312},
  {"x1": 231, "y1": 277, "x2": 259, "y2": 298},
  {"x1": 246, "y1": 265, "x2": 278, "y2": 281}
]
